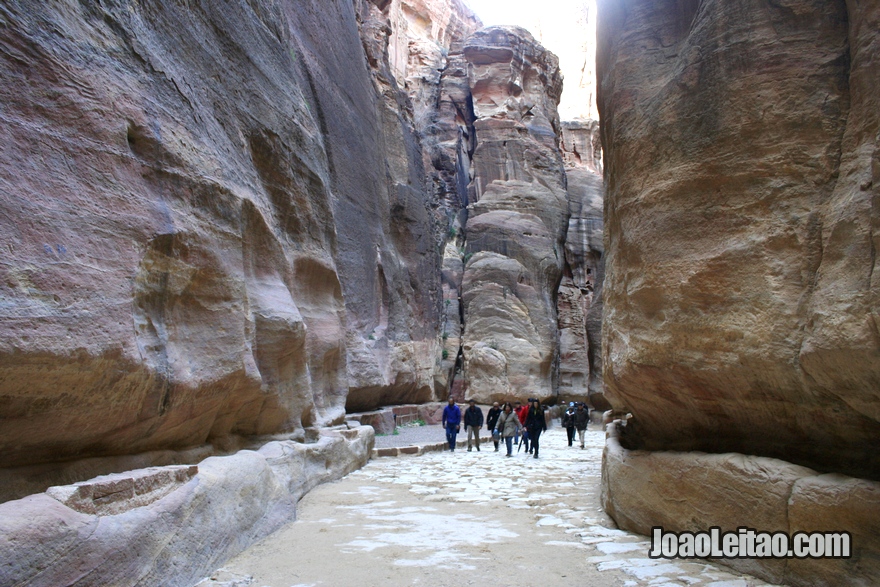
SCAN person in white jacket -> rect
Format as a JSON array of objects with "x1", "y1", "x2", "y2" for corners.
[{"x1": 494, "y1": 403, "x2": 523, "y2": 457}]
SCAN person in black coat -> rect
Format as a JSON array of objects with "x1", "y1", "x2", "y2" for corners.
[
  {"x1": 573, "y1": 402, "x2": 590, "y2": 449},
  {"x1": 562, "y1": 402, "x2": 576, "y2": 447},
  {"x1": 525, "y1": 398, "x2": 547, "y2": 458},
  {"x1": 463, "y1": 399, "x2": 484, "y2": 451},
  {"x1": 485, "y1": 402, "x2": 502, "y2": 452}
]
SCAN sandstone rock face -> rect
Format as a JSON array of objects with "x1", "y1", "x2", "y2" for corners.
[
  {"x1": 557, "y1": 120, "x2": 606, "y2": 408},
  {"x1": 459, "y1": 27, "x2": 569, "y2": 404},
  {"x1": 0, "y1": 425, "x2": 373, "y2": 587},
  {"x1": 385, "y1": 0, "x2": 481, "y2": 127},
  {"x1": 0, "y1": 0, "x2": 443, "y2": 469},
  {"x1": 598, "y1": 0, "x2": 880, "y2": 479},
  {"x1": 352, "y1": 0, "x2": 482, "y2": 406},
  {"x1": 603, "y1": 423, "x2": 880, "y2": 586},
  {"x1": 0, "y1": 2, "x2": 580, "y2": 584}
]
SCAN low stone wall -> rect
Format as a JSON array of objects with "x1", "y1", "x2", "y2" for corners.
[
  {"x1": 372, "y1": 430, "x2": 495, "y2": 458},
  {"x1": 0, "y1": 425, "x2": 374, "y2": 587},
  {"x1": 601, "y1": 422, "x2": 880, "y2": 586},
  {"x1": 348, "y1": 402, "x2": 447, "y2": 435}
]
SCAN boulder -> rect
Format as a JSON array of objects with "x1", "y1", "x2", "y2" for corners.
[{"x1": 603, "y1": 422, "x2": 880, "y2": 587}]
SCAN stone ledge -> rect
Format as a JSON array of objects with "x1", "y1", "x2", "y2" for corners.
[
  {"x1": 370, "y1": 432, "x2": 494, "y2": 459},
  {"x1": 46, "y1": 465, "x2": 198, "y2": 516},
  {"x1": 0, "y1": 424, "x2": 375, "y2": 587},
  {"x1": 601, "y1": 421, "x2": 880, "y2": 587}
]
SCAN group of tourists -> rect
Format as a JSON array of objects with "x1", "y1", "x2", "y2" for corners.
[
  {"x1": 560, "y1": 401, "x2": 591, "y2": 449},
  {"x1": 441, "y1": 396, "x2": 586, "y2": 458}
]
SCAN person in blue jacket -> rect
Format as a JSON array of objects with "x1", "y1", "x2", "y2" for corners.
[{"x1": 441, "y1": 396, "x2": 462, "y2": 451}]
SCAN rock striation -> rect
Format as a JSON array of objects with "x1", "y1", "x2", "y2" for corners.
[
  {"x1": 0, "y1": 0, "x2": 446, "y2": 470},
  {"x1": 557, "y1": 119, "x2": 605, "y2": 408},
  {"x1": 0, "y1": 1, "x2": 597, "y2": 582}
]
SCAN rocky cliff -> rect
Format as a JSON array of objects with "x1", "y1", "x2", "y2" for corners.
[
  {"x1": 598, "y1": 0, "x2": 880, "y2": 583},
  {"x1": 598, "y1": 0, "x2": 880, "y2": 480},
  {"x1": 0, "y1": 1, "x2": 603, "y2": 583},
  {"x1": 557, "y1": 119, "x2": 605, "y2": 407},
  {"x1": 0, "y1": 0, "x2": 453, "y2": 472},
  {"x1": 457, "y1": 26, "x2": 569, "y2": 404}
]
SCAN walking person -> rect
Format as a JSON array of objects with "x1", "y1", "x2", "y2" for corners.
[
  {"x1": 574, "y1": 402, "x2": 590, "y2": 449},
  {"x1": 441, "y1": 396, "x2": 461, "y2": 451},
  {"x1": 515, "y1": 400, "x2": 529, "y2": 452},
  {"x1": 495, "y1": 403, "x2": 522, "y2": 457},
  {"x1": 486, "y1": 402, "x2": 502, "y2": 451},
  {"x1": 463, "y1": 399, "x2": 484, "y2": 451},
  {"x1": 562, "y1": 402, "x2": 576, "y2": 447},
  {"x1": 525, "y1": 398, "x2": 547, "y2": 458}
]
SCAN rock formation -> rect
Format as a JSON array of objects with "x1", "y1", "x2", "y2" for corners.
[
  {"x1": 598, "y1": 0, "x2": 880, "y2": 481},
  {"x1": 557, "y1": 119, "x2": 606, "y2": 408},
  {"x1": 0, "y1": 0, "x2": 601, "y2": 582},
  {"x1": 598, "y1": 0, "x2": 880, "y2": 584},
  {"x1": 0, "y1": 0, "x2": 457, "y2": 582},
  {"x1": 0, "y1": 0, "x2": 449, "y2": 470},
  {"x1": 0, "y1": 425, "x2": 372, "y2": 587},
  {"x1": 457, "y1": 26, "x2": 569, "y2": 404}
]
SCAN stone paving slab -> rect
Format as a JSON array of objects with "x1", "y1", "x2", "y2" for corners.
[{"x1": 372, "y1": 423, "x2": 494, "y2": 457}]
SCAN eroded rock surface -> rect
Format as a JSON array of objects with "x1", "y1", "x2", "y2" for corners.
[
  {"x1": 459, "y1": 26, "x2": 569, "y2": 404},
  {"x1": 0, "y1": 0, "x2": 444, "y2": 470},
  {"x1": 597, "y1": 0, "x2": 880, "y2": 479},
  {"x1": 598, "y1": 1, "x2": 880, "y2": 585},
  {"x1": 0, "y1": 426, "x2": 373, "y2": 587},
  {"x1": 557, "y1": 120, "x2": 605, "y2": 408},
  {"x1": 603, "y1": 422, "x2": 880, "y2": 586}
]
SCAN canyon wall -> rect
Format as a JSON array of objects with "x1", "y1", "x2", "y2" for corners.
[
  {"x1": 598, "y1": 0, "x2": 880, "y2": 480},
  {"x1": 598, "y1": 0, "x2": 880, "y2": 584},
  {"x1": 0, "y1": 0, "x2": 448, "y2": 471},
  {"x1": 458, "y1": 26, "x2": 569, "y2": 404},
  {"x1": 557, "y1": 119, "x2": 605, "y2": 407},
  {"x1": 0, "y1": 0, "x2": 602, "y2": 583},
  {"x1": 0, "y1": 0, "x2": 601, "y2": 474}
]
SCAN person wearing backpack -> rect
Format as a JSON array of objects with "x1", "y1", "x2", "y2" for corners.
[{"x1": 562, "y1": 402, "x2": 576, "y2": 447}]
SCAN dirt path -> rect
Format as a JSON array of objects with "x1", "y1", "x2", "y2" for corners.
[{"x1": 198, "y1": 427, "x2": 781, "y2": 587}]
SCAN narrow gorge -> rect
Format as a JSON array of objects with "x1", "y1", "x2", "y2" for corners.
[{"x1": 0, "y1": 0, "x2": 877, "y2": 586}]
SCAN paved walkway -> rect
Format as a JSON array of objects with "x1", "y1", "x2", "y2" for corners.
[
  {"x1": 373, "y1": 422, "x2": 492, "y2": 455},
  {"x1": 199, "y1": 426, "x2": 782, "y2": 587}
]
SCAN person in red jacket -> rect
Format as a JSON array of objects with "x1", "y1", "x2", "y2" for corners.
[{"x1": 515, "y1": 400, "x2": 530, "y2": 452}]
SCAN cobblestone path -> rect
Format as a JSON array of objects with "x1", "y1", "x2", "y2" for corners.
[{"x1": 200, "y1": 427, "x2": 781, "y2": 587}]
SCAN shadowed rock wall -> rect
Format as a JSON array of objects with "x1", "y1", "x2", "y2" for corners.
[
  {"x1": 598, "y1": 1, "x2": 880, "y2": 584},
  {"x1": 0, "y1": 0, "x2": 441, "y2": 470},
  {"x1": 557, "y1": 120, "x2": 605, "y2": 408},
  {"x1": 598, "y1": 0, "x2": 880, "y2": 480}
]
